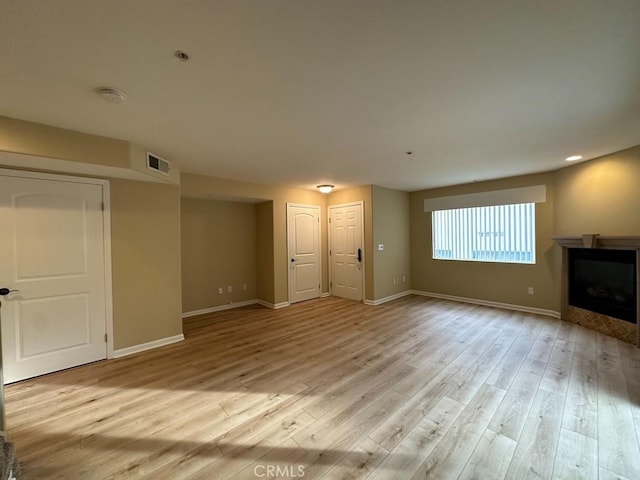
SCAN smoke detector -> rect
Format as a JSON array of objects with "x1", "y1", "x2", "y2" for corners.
[
  {"x1": 174, "y1": 50, "x2": 190, "y2": 62},
  {"x1": 96, "y1": 87, "x2": 126, "y2": 104}
]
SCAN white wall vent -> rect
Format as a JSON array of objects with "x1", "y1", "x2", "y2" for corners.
[{"x1": 146, "y1": 152, "x2": 170, "y2": 175}]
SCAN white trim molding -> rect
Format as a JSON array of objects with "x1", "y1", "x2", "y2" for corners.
[
  {"x1": 182, "y1": 299, "x2": 294, "y2": 317},
  {"x1": 412, "y1": 290, "x2": 560, "y2": 318},
  {"x1": 364, "y1": 290, "x2": 412, "y2": 306},
  {"x1": 113, "y1": 334, "x2": 185, "y2": 358},
  {"x1": 320, "y1": 292, "x2": 330, "y2": 298},
  {"x1": 182, "y1": 300, "x2": 259, "y2": 318},
  {"x1": 257, "y1": 300, "x2": 290, "y2": 309}
]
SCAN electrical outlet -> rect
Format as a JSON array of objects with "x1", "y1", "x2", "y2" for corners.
[
  {"x1": 402, "y1": 276, "x2": 406, "y2": 283},
  {"x1": 393, "y1": 277, "x2": 397, "y2": 285},
  {"x1": 243, "y1": 284, "x2": 247, "y2": 291},
  {"x1": 218, "y1": 288, "x2": 223, "y2": 295},
  {"x1": 378, "y1": 244, "x2": 384, "y2": 251},
  {"x1": 227, "y1": 285, "x2": 232, "y2": 293},
  {"x1": 528, "y1": 287, "x2": 534, "y2": 294}
]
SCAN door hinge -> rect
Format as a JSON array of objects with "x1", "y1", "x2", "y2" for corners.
[
  {"x1": 330, "y1": 281, "x2": 333, "y2": 288},
  {"x1": 101, "y1": 202, "x2": 105, "y2": 211},
  {"x1": 104, "y1": 333, "x2": 108, "y2": 343},
  {"x1": 329, "y1": 217, "x2": 331, "y2": 223},
  {"x1": 330, "y1": 249, "x2": 332, "y2": 256}
]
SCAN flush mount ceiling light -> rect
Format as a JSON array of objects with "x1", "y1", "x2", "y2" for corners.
[
  {"x1": 317, "y1": 184, "x2": 334, "y2": 194},
  {"x1": 96, "y1": 87, "x2": 126, "y2": 104},
  {"x1": 566, "y1": 155, "x2": 583, "y2": 162}
]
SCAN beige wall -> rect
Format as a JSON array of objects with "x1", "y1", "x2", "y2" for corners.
[
  {"x1": 180, "y1": 173, "x2": 328, "y2": 304},
  {"x1": 181, "y1": 198, "x2": 258, "y2": 313},
  {"x1": 555, "y1": 145, "x2": 640, "y2": 236},
  {"x1": 7, "y1": 114, "x2": 640, "y2": 341},
  {"x1": 0, "y1": 116, "x2": 180, "y2": 185},
  {"x1": 411, "y1": 172, "x2": 559, "y2": 311},
  {"x1": 109, "y1": 179, "x2": 183, "y2": 349},
  {"x1": 0, "y1": 115, "x2": 130, "y2": 168},
  {"x1": 256, "y1": 201, "x2": 275, "y2": 303},
  {"x1": 372, "y1": 186, "x2": 412, "y2": 300},
  {"x1": 410, "y1": 146, "x2": 640, "y2": 313},
  {"x1": 328, "y1": 186, "x2": 374, "y2": 301},
  {"x1": 0, "y1": 116, "x2": 183, "y2": 350}
]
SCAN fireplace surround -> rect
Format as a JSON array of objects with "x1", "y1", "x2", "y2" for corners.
[{"x1": 554, "y1": 235, "x2": 640, "y2": 346}]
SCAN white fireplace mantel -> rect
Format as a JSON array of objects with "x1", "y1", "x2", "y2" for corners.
[{"x1": 553, "y1": 234, "x2": 640, "y2": 249}]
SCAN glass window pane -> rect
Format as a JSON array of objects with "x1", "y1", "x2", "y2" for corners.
[{"x1": 432, "y1": 203, "x2": 535, "y2": 264}]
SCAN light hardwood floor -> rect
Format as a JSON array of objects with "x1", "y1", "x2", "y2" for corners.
[{"x1": 6, "y1": 296, "x2": 640, "y2": 479}]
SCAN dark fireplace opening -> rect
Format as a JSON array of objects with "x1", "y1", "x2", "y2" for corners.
[{"x1": 569, "y1": 248, "x2": 637, "y2": 324}]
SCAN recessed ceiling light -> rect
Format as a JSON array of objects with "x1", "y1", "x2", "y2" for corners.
[
  {"x1": 566, "y1": 155, "x2": 583, "y2": 162},
  {"x1": 317, "y1": 184, "x2": 334, "y2": 194},
  {"x1": 175, "y1": 50, "x2": 190, "y2": 62},
  {"x1": 96, "y1": 87, "x2": 126, "y2": 104}
]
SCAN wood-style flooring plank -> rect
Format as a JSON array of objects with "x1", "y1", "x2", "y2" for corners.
[
  {"x1": 410, "y1": 385, "x2": 506, "y2": 480},
  {"x1": 4, "y1": 295, "x2": 640, "y2": 480},
  {"x1": 366, "y1": 396, "x2": 465, "y2": 480},
  {"x1": 504, "y1": 388, "x2": 564, "y2": 480},
  {"x1": 551, "y1": 428, "x2": 598, "y2": 480},
  {"x1": 458, "y1": 428, "x2": 517, "y2": 480},
  {"x1": 596, "y1": 334, "x2": 640, "y2": 480}
]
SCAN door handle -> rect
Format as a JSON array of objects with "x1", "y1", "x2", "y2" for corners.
[
  {"x1": 357, "y1": 248, "x2": 362, "y2": 262},
  {"x1": 0, "y1": 288, "x2": 19, "y2": 296}
]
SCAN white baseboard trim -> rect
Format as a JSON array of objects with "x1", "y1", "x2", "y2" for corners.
[
  {"x1": 181, "y1": 299, "x2": 259, "y2": 318},
  {"x1": 364, "y1": 290, "x2": 413, "y2": 306},
  {"x1": 411, "y1": 290, "x2": 560, "y2": 318},
  {"x1": 256, "y1": 300, "x2": 290, "y2": 309},
  {"x1": 112, "y1": 334, "x2": 185, "y2": 359},
  {"x1": 320, "y1": 292, "x2": 330, "y2": 298}
]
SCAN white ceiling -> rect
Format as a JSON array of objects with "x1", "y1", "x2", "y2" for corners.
[{"x1": 2, "y1": 0, "x2": 639, "y2": 192}]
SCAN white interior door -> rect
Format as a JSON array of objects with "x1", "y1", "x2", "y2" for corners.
[
  {"x1": 0, "y1": 171, "x2": 109, "y2": 383},
  {"x1": 329, "y1": 202, "x2": 363, "y2": 301},
  {"x1": 287, "y1": 204, "x2": 321, "y2": 304}
]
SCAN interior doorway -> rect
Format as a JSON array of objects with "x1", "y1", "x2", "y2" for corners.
[{"x1": 0, "y1": 169, "x2": 112, "y2": 383}]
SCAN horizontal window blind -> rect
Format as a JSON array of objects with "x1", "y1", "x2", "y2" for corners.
[{"x1": 432, "y1": 203, "x2": 535, "y2": 264}]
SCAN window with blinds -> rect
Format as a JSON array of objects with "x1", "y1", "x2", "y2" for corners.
[{"x1": 432, "y1": 203, "x2": 535, "y2": 264}]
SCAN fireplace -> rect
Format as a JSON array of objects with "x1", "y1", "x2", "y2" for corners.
[
  {"x1": 553, "y1": 235, "x2": 640, "y2": 346},
  {"x1": 568, "y1": 248, "x2": 637, "y2": 324}
]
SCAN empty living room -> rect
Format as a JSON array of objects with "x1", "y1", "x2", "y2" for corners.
[{"x1": 1, "y1": 1, "x2": 640, "y2": 479}]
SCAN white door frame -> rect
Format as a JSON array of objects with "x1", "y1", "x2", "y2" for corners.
[
  {"x1": 286, "y1": 203, "x2": 322, "y2": 304},
  {"x1": 328, "y1": 201, "x2": 365, "y2": 301},
  {"x1": 0, "y1": 167, "x2": 115, "y2": 358}
]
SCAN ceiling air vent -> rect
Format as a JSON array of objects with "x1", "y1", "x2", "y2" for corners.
[{"x1": 146, "y1": 152, "x2": 170, "y2": 175}]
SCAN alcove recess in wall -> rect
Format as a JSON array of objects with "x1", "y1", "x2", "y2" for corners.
[{"x1": 553, "y1": 234, "x2": 640, "y2": 346}]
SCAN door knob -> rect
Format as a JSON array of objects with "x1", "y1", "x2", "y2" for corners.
[
  {"x1": 0, "y1": 288, "x2": 18, "y2": 296},
  {"x1": 291, "y1": 258, "x2": 296, "y2": 262}
]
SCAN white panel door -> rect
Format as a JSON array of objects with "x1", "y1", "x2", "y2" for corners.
[
  {"x1": 0, "y1": 173, "x2": 108, "y2": 383},
  {"x1": 287, "y1": 204, "x2": 321, "y2": 304},
  {"x1": 329, "y1": 203, "x2": 363, "y2": 301}
]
